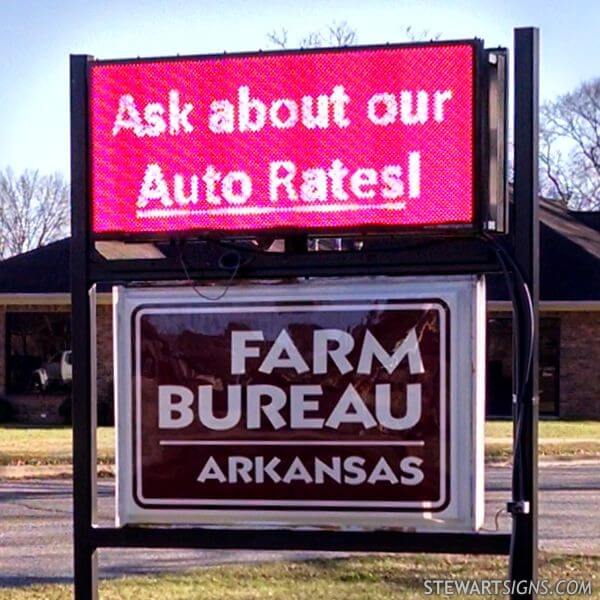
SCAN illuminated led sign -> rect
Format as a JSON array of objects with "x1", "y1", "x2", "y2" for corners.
[{"x1": 89, "y1": 42, "x2": 480, "y2": 237}]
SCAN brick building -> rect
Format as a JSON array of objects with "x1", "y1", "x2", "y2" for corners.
[
  {"x1": 486, "y1": 201, "x2": 600, "y2": 418},
  {"x1": 0, "y1": 199, "x2": 598, "y2": 422}
]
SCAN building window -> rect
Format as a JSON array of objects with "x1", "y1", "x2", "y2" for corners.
[
  {"x1": 487, "y1": 316, "x2": 560, "y2": 417},
  {"x1": 5, "y1": 312, "x2": 71, "y2": 394}
]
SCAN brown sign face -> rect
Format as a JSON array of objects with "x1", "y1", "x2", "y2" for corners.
[{"x1": 130, "y1": 298, "x2": 449, "y2": 513}]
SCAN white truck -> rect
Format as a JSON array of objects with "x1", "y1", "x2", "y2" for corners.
[{"x1": 31, "y1": 351, "x2": 72, "y2": 392}]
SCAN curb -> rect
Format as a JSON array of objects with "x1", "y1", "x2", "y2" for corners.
[{"x1": 487, "y1": 458, "x2": 600, "y2": 468}]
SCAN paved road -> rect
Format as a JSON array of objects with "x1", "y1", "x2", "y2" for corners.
[{"x1": 0, "y1": 464, "x2": 598, "y2": 587}]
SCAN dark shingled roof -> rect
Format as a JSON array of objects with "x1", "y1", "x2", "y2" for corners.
[
  {"x1": 570, "y1": 211, "x2": 600, "y2": 232},
  {"x1": 0, "y1": 238, "x2": 70, "y2": 293},
  {"x1": 0, "y1": 200, "x2": 599, "y2": 301},
  {"x1": 487, "y1": 200, "x2": 600, "y2": 301}
]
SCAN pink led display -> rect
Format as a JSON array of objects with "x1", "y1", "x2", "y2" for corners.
[{"x1": 89, "y1": 43, "x2": 477, "y2": 236}]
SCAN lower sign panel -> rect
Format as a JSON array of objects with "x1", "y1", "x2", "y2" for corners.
[{"x1": 115, "y1": 276, "x2": 485, "y2": 530}]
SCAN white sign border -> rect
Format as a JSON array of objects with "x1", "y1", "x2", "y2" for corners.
[{"x1": 115, "y1": 275, "x2": 485, "y2": 531}]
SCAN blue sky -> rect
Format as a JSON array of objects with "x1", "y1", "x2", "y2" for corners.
[{"x1": 1, "y1": 0, "x2": 598, "y2": 176}]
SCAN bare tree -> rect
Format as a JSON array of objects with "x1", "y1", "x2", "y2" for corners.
[
  {"x1": 267, "y1": 21, "x2": 357, "y2": 49},
  {"x1": 267, "y1": 22, "x2": 441, "y2": 51},
  {"x1": 267, "y1": 27, "x2": 289, "y2": 49},
  {"x1": 539, "y1": 78, "x2": 600, "y2": 210},
  {"x1": 322, "y1": 22, "x2": 357, "y2": 47},
  {"x1": 0, "y1": 168, "x2": 70, "y2": 259},
  {"x1": 402, "y1": 26, "x2": 441, "y2": 42}
]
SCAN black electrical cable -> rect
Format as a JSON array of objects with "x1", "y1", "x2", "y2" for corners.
[
  {"x1": 209, "y1": 238, "x2": 272, "y2": 255},
  {"x1": 483, "y1": 233, "x2": 535, "y2": 398},
  {"x1": 482, "y1": 233, "x2": 536, "y2": 515},
  {"x1": 483, "y1": 234, "x2": 533, "y2": 584},
  {"x1": 496, "y1": 249, "x2": 528, "y2": 499},
  {"x1": 178, "y1": 247, "x2": 242, "y2": 301}
]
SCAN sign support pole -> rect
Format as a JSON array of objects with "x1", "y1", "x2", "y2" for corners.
[
  {"x1": 71, "y1": 54, "x2": 98, "y2": 600},
  {"x1": 509, "y1": 27, "x2": 539, "y2": 599},
  {"x1": 68, "y1": 31, "x2": 537, "y2": 598}
]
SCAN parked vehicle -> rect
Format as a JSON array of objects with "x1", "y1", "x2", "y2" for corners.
[{"x1": 31, "y1": 351, "x2": 72, "y2": 392}]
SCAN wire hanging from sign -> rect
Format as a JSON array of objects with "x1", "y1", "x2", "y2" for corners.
[{"x1": 178, "y1": 248, "x2": 242, "y2": 301}]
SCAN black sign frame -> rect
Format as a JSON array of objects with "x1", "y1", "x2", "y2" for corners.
[
  {"x1": 87, "y1": 39, "x2": 488, "y2": 241},
  {"x1": 70, "y1": 28, "x2": 539, "y2": 600}
]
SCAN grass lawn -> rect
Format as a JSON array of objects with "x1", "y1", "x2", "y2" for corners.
[
  {"x1": 0, "y1": 425, "x2": 114, "y2": 465},
  {"x1": 486, "y1": 420, "x2": 600, "y2": 440},
  {"x1": 485, "y1": 420, "x2": 600, "y2": 461},
  {"x1": 0, "y1": 421, "x2": 598, "y2": 466},
  {"x1": 0, "y1": 554, "x2": 597, "y2": 599}
]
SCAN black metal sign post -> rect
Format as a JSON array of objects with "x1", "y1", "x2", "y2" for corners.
[
  {"x1": 510, "y1": 27, "x2": 540, "y2": 596},
  {"x1": 70, "y1": 28, "x2": 539, "y2": 600},
  {"x1": 70, "y1": 52, "x2": 97, "y2": 597}
]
